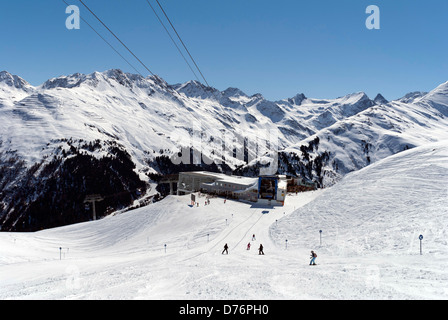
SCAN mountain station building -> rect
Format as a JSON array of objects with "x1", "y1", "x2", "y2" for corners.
[{"x1": 176, "y1": 171, "x2": 287, "y2": 206}]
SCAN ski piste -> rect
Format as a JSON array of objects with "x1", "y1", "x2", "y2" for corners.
[{"x1": 1, "y1": 141, "x2": 447, "y2": 299}]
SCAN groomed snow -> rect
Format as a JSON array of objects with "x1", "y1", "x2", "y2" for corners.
[{"x1": 0, "y1": 141, "x2": 447, "y2": 299}]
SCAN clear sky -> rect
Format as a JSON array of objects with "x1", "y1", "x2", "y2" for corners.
[{"x1": 1, "y1": 0, "x2": 447, "y2": 101}]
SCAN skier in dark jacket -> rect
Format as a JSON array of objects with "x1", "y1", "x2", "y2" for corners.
[
  {"x1": 222, "y1": 243, "x2": 229, "y2": 254},
  {"x1": 310, "y1": 250, "x2": 317, "y2": 265},
  {"x1": 258, "y1": 244, "x2": 264, "y2": 255}
]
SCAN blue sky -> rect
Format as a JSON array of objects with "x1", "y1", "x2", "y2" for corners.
[{"x1": 1, "y1": 0, "x2": 447, "y2": 100}]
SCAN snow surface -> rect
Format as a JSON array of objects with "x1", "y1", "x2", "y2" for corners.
[{"x1": 0, "y1": 141, "x2": 447, "y2": 299}]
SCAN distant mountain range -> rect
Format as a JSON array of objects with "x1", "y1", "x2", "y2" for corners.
[{"x1": 1, "y1": 69, "x2": 447, "y2": 231}]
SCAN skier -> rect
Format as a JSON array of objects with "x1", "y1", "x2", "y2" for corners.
[
  {"x1": 252, "y1": 234, "x2": 256, "y2": 241},
  {"x1": 310, "y1": 250, "x2": 317, "y2": 265},
  {"x1": 247, "y1": 242, "x2": 251, "y2": 250},
  {"x1": 258, "y1": 244, "x2": 264, "y2": 255},
  {"x1": 222, "y1": 243, "x2": 229, "y2": 254}
]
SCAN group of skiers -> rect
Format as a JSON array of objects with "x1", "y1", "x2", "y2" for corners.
[
  {"x1": 194, "y1": 196, "x2": 317, "y2": 264},
  {"x1": 221, "y1": 234, "x2": 265, "y2": 255},
  {"x1": 222, "y1": 235, "x2": 317, "y2": 265},
  {"x1": 191, "y1": 198, "x2": 211, "y2": 207}
]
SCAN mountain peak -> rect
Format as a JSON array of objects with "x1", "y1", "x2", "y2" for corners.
[
  {"x1": 40, "y1": 69, "x2": 152, "y2": 90},
  {"x1": 41, "y1": 73, "x2": 86, "y2": 90},
  {"x1": 172, "y1": 79, "x2": 221, "y2": 99},
  {"x1": 286, "y1": 93, "x2": 307, "y2": 105},
  {"x1": 428, "y1": 80, "x2": 448, "y2": 95},
  {"x1": 0, "y1": 71, "x2": 33, "y2": 92},
  {"x1": 419, "y1": 80, "x2": 448, "y2": 110},
  {"x1": 222, "y1": 87, "x2": 248, "y2": 98},
  {"x1": 334, "y1": 92, "x2": 371, "y2": 106},
  {"x1": 396, "y1": 91, "x2": 427, "y2": 104},
  {"x1": 103, "y1": 68, "x2": 147, "y2": 84},
  {"x1": 250, "y1": 93, "x2": 264, "y2": 100},
  {"x1": 373, "y1": 93, "x2": 388, "y2": 105}
]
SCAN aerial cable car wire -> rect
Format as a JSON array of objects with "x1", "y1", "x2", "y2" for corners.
[
  {"x1": 77, "y1": 0, "x2": 156, "y2": 77},
  {"x1": 144, "y1": 0, "x2": 201, "y2": 83},
  {"x1": 62, "y1": 0, "x2": 143, "y2": 77},
  {"x1": 152, "y1": 0, "x2": 223, "y2": 105},
  {"x1": 154, "y1": 0, "x2": 211, "y2": 88},
  {"x1": 66, "y1": 0, "x2": 221, "y2": 104}
]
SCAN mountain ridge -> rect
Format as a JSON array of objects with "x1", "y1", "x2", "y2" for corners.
[{"x1": 1, "y1": 69, "x2": 447, "y2": 231}]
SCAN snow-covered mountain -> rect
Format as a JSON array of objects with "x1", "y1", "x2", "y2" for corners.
[
  {"x1": 279, "y1": 81, "x2": 448, "y2": 186},
  {"x1": 1, "y1": 69, "x2": 447, "y2": 231},
  {"x1": 0, "y1": 69, "x2": 385, "y2": 169}
]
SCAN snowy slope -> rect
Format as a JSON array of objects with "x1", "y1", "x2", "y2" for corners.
[
  {"x1": 271, "y1": 141, "x2": 448, "y2": 298},
  {"x1": 272, "y1": 141, "x2": 448, "y2": 255},
  {"x1": 0, "y1": 140, "x2": 447, "y2": 299},
  {"x1": 0, "y1": 191, "x2": 319, "y2": 299}
]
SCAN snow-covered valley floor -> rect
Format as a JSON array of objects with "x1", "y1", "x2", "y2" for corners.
[{"x1": 0, "y1": 142, "x2": 447, "y2": 300}]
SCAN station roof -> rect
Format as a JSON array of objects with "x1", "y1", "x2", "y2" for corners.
[{"x1": 180, "y1": 171, "x2": 257, "y2": 186}]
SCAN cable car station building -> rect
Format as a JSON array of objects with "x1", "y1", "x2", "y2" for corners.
[{"x1": 176, "y1": 171, "x2": 287, "y2": 206}]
